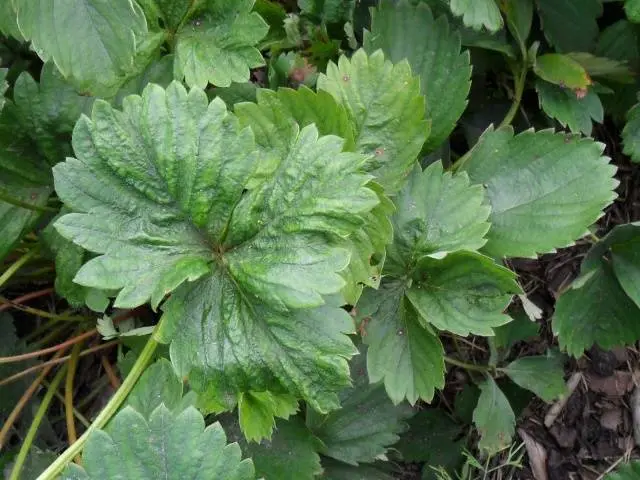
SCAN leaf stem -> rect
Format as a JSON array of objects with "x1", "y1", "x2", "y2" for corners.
[
  {"x1": 0, "y1": 248, "x2": 38, "y2": 289},
  {"x1": 444, "y1": 355, "x2": 493, "y2": 373},
  {"x1": 0, "y1": 296, "x2": 89, "y2": 322},
  {"x1": 498, "y1": 62, "x2": 528, "y2": 129},
  {"x1": 0, "y1": 189, "x2": 57, "y2": 213},
  {"x1": 37, "y1": 332, "x2": 160, "y2": 480},
  {"x1": 0, "y1": 287, "x2": 55, "y2": 313},
  {"x1": 9, "y1": 364, "x2": 68, "y2": 480}
]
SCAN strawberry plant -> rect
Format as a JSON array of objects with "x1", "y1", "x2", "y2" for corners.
[{"x1": 2, "y1": 0, "x2": 640, "y2": 478}]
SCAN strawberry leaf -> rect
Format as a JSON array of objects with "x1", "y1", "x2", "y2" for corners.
[
  {"x1": 623, "y1": 103, "x2": 640, "y2": 163},
  {"x1": 365, "y1": 0, "x2": 471, "y2": 151},
  {"x1": 536, "y1": 80, "x2": 603, "y2": 135},
  {"x1": 124, "y1": 358, "x2": 184, "y2": 419},
  {"x1": 54, "y1": 81, "x2": 378, "y2": 413},
  {"x1": 175, "y1": 0, "x2": 268, "y2": 88},
  {"x1": 61, "y1": 406, "x2": 254, "y2": 479},
  {"x1": 473, "y1": 376, "x2": 515, "y2": 454},
  {"x1": 238, "y1": 391, "x2": 298, "y2": 442},
  {"x1": 306, "y1": 348, "x2": 413, "y2": 465},
  {"x1": 13, "y1": 0, "x2": 150, "y2": 97},
  {"x1": 318, "y1": 49, "x2": 429, "y2": 193},
  {"x1": 605, "y1": 461, "x2": 640, "y2": 480},
  {"x1": 502, "y1": 354, "x2": 567, "y2": 402},
  {"x1": 449, "y1": 0, "x2": 504, "y2": 32},
  {"x1": 535, "y1": 0, "x2": 601, "y2": 52},
  {"x1": 460, "y1": 126, "x2": 617, "y2": 258},
  {"x1": 298, "y1": 0, "x2": 356, "y2": 24}
]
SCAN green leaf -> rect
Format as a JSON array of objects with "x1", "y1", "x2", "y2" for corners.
[
  {"x1": 298, "y1": 0, "x2": 356, "y2": 24},
  {"x1": 320, "y1": 458, "x2": 397, "y2": 480},
  {"x1": 566, "y1": 52, "x2": 635, "y2": 84},
  {"x1": 0, "y1": 314, "x2": 33, "y2": 423},
  {"x1": 318, "y1": 49, "x2": 429, "y2": 193},
  {"x1": 449, "y1": 0, "x2": 503, "y2": 32},
  {"x1": 125, "y1": 358, "x2": 183, "y2": 419},
  {"x1": 395, "y1": 409, "x2": 464, "y2": 475},
  {"x1": 12, "y1": 63, "x2": 94, "y2": 164},
  {"x1": 473, "y1": 376, "x2": 515, "y2": 454},
  {"x1": 605, "y1": 461, "x2": 640, "y2": 480},
  {"x1": 13, "y1": 0, "x2": 150, "y2": 97},
  {"x1": 358, "y1": 281, "x2": 446, "y2": 405},
  {"x1": 535, "y1": 0, "x2": 601, "y2": 52},
  {"x1": 175, "y1": 0, "x2": 269, "y2": 88},
  {"x1": 553, "y1": 259, "x2": 640, "y2": 357},
  {"x1": 11, "y1": 448, "x2": 58, "y2": 480},
  {"x1": 597, "y1": 20, "x2": 640, "y2": 68},
  {"x1": 623, "y1": 103, "x2": 640, "y2": 163},
  {"x1": 386, "y1": 162, "x2": 490, "y2": 271},
  {"x1": 141, "y1": 0, "x2": 191, "y2": 31},
  {"x1": 405, "y1": 252, "x2": 520, "y2": 337},
  {"x1": 54, "y1": 81, "x2": 378, "y2": 412},
  {"x1": 460, "y1": 126, "x2": 617, "y2": 258},
  {"x1": 0, "y1": 69, "x2": 6, "y2": 112},
  {"x1": 502, "y1": 354, "x2": 566, "y2": 402},
  {"x1": 61, "y1": 405, "x2": 255, "y2": 479},
  {"x1": 222, "y1": 415, "x2": 323, "y2": 480},
  {"x1": 306, "y1": 349, "x2": 413, "y2": 465},
  {"x1": 536, "y1": 80, "x2": 603, "y2": 135},
  {"x1": 238, "y1": 391, "x2": 299, "y2": 442},
  {"x1": 503, "y1": 0, "x2": 533, "y2": 46},
  {"x1": 114, "y1": 54, "x2": 175, "y2": 108},
  {"x1": 365, "y1": 0, "x2": 471, "y2": 152},
  {"x1": 493, "y1": 312, "x2": 539, "y2": 351},
  {"x1": 0, "y1": 0, "x2": 23, "y2": 40},
  {"x1": 533, "y1": 54, "x2": 592, "y2": 90},
  {"x1": 625, "y1": 0, "x2": 640, "y2": 23}
]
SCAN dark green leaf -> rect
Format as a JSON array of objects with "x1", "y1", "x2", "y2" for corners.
[
  {"x1": 623, "y1": 102, "x2": 640, "y2": 163},
  {"x1": 625, "y1": 0, "x2": 640, "y2": 23},
  {"x1": 61, "y1": 406, "x2": 255, "y2": 479},
  {"x1": 298, "y1": 0, "x2": 356, "y2": 24},
  {"x1": 358, "y1": 281, "x2": 446, "y2": 405},
  {"x1": 318, "y1": 49, "x2": 429, "y2": 193},
  {"x1": 125, "y1": 358, "x2": 183, "y2": 419},
  {"x1": 536, "y1": 80, "x2": 603, "y2": 135},
  {"x1": 306, "y1": 349, "x2": 413, "y2": 465},
  {"x1": 535, "y1": 0, "x2": 601, "y2": 52},
  {"x1": 320, "y1": 458, "x2": 397, "y2": 480},
  {"x1": 502, "y1": 354, "x2": 566, "y2": 402},
  {"x1": 238, "y1": 391, "x2": 299, "y2": 442},
  {"x1": 175, "y1": 0, "x2": 268, "y2": 88},
  {"x1": 493, "y1": 312, "x2": 539, "y2": 351},
  {"x1": 222, "y1": 414, "x2": 323, "y2": 480},
  {"x1": 473, "y1": 376, "x2": 515, "y2": 454},
  {"x1": 365, "y1": 0, "x2": 471, "y2": 151},
  {"x1": 460, "y1": 126, "x2": 617, "y2": 258},
  {"x1": 566, "y1": 53, "x2": 635, "y2": 84},
  {"x1": 503, "y1": 0, "x2": 533, "y2": 46},
  {"x1": 605, "y1": 460, "x2": 640, "y2": 479},
  {"x1": 553, "y1": 259, "x2": 640, "y2": 357}
]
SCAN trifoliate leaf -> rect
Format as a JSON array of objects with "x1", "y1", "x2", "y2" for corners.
[
  {"x1": 357, "y1": 281, "x2": 446, "y2": 405},
  {"x1": 503, "y1": 0, "x2": 533, "y2": 47},
  {"x1": 61, "y1": 406, "x2": 254, "y2": 479},
  {"x1": 473, "y1": 376, "x2": 515, "y2": 454},
  {"x1": 238, "y1": 391, "x2": 299, "y2": 442},
  {"x1": 625, "y1": 0, "x2": 640, "y2": 23},
  {"x1": 460, "y1": 126, "x2": 617, "y2": 258},
  {"x1": 175, "y1": 0, "x2": 269, "y2": 88},
  {"x1": 320, "y1": 458, "x2": 397, "y2": 480},
  {"x1": 13, "y1": 0, "x2": 150, "y2": 97},
  {"x1": 395, "y1": 409, "x2": 464, "y2": 476},
  {"x1": 125, "y1": 358, "x2": 183, "y2": 420},
  {"x1": 306, "y1": 349, "x2": 413, "y2": 465},
  {"x1": 406, "y1": 252, "x2": 519, "y2": 337},
  {"x1": 623, "y1": 103, "x2": 640, "y2": 163},
  {"x1": 536, "y1": 80, "x2": 603, "y2": 135},
  {"x1": 386, "y1": 162, "x2": 490, "y2": 272},
  {"x1": 298, "y1": 0, "x2": 356, "y2": 24},
  {"x1": 502, "y1": 354, "x2": 566, "y2": 402},
  {"x1": 365, "y1": 0, "x2": 471, "y2": 151},
  {"x1": 533, "y1": 54, "x2": 592, "y2": 90},
  {"x1": 221, "y1": 414, "x2": 323, "y2": 480},
  {"x1": 12, "y1": 63, "x2": 94, "y2": 164},
  {"x1": 318, "y1": 49, "x2": 429, "y2": 193},
  {"x1": 54, "y1": 81, "x2": 378, "y2": 412},
  {"x1": 535, "y1": 0, "x2": 601, "y2": 52},
  {"x1": 449, "y1": 0, "x2": 503, "y2": 32},
  {"x1": 605, "y1": 461, "x2": 640, "y2": 480},
  {"x1": 553, "y1": 259, "x2": 640, "y2": 357}
]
